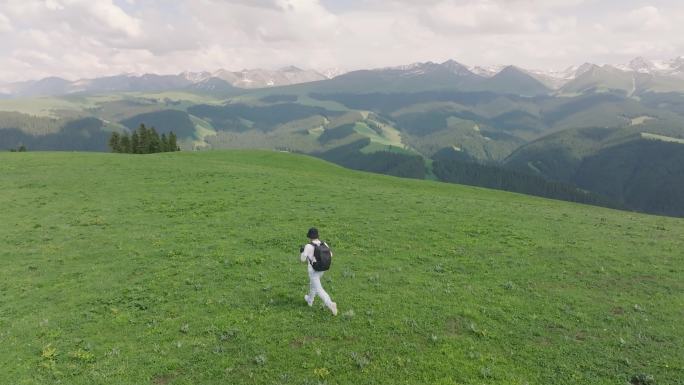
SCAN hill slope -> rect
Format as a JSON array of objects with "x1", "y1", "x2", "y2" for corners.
[
  {"x1": 504, "y1": 118, "x2": 684, "y2": 216},
  {"x1": 1, "y1": 151, "x2": 683, "y2": 385}
]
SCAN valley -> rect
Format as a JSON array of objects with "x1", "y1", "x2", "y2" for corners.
[{"x1": 2, "y1": 58, "x2": 684, "y2": 217}]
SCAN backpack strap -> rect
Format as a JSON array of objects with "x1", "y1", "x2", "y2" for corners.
[{"x1": 308, "y1": 242, "x2": 317, "y2": 265}]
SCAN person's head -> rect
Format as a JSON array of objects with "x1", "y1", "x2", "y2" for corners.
[{"x1": 306, "y1": 227, "x2": 319, "y2": 240}]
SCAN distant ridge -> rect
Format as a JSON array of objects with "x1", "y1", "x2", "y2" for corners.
[
  {"x1": 3, "y1": 55, "x2": 684, "y2": 97},
  {"x1": 0, "y1": 67, "x2": 331, "y2": 97}
]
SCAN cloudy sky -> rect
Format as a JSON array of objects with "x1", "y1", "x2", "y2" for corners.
[{"x1": 0, "y1": 0, "x2": 682, "y2": 82}]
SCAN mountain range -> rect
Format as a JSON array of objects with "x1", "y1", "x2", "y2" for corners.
[
  {"x1": 3, "y1": 56, "x2": 684, "y2": 98},
  {"x1": 2, "y1": 55, "x2": 684, "y2": 217},
  {"x1": 0, "y1": 66, "x2": 332, "y2": 97}
]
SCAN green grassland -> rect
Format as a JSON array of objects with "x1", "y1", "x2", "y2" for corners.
[
  {"x1": 1, "y1": 151, "x2": 683, "y2": 385},
  {"x1": 0, "y1": 97, "x2": 95, "y2": 118},
  {"x1": 0, "y1": 92, "x2": 224, "y2": 120}
]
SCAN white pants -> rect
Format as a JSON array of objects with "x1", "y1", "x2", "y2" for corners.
[{"x1": 308, "y1": 267, "x2": 333, "y2": 307}]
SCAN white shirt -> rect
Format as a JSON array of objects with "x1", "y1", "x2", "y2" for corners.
[{"x1": 300, "y1": 239, "x2": 333, "y2": 265}]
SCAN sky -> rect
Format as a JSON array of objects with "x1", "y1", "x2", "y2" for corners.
[{"x1": 0, "y1": 0, "x2": 683, "y2": 82}]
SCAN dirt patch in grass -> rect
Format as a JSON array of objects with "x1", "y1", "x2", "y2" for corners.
[
  {"x1": 152, "y1": 374, "x2": 175, "y2": 385},
  {"x1": 445, "y1": 315, "x2": 472, "y2": 336},
  {"x1": 290, "y1": 335, "x2": 317, "y2": 349},
  {"x1": 574, "y1": 331, "x2": 588, "y2": 341}
]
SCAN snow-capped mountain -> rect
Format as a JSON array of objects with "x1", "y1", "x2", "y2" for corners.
[
  {"x1": 211, "y1": 66, "x2": 327, "y2": 88},
  {"x1": 181, "y1": 71, "x2": 213, "y2": 83},
  {"x1": 520, "y1": 57, "x2": 684, "y2": 89},
  {"x1": 468, "y1": 65, "x2": 505, "y2": 78},
  {"x1": 380, "y1": 60, "x2": 478, "y2": 78},
  {"x1": 321, "y1": 68, "x2": 347, "y2": 79},
  {"x1": 668, "y1": 57, "x2": 684, "y2": 73},
  {"x1": 523, "y1": 63, "x2": 596, "y2": 89},
  {"x1": 470, "y1": 62, "x2": 600, "y2": 89},
  {"x1": 1, "y1": 67, "x2": 331, "y2": 97},
  {"x1": 614, "y1": 56, "x2": 684, "y2": 75},
  {"x1": 3, "y1": 56, "x2": 684, "y2": 97},
  {"x1": 620, "y1": 57, "x2": 660, "y2": 73},
  {"x1": 332, "y1": 60, "x2": 549, "y2": 96},
  {"x1": 441, "y1": 60, "x2": 478, "y2": 76}
]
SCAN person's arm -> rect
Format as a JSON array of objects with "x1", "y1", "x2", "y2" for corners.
[{"x1": 300, "y1": 244, "x2": 314, "y2": 263}]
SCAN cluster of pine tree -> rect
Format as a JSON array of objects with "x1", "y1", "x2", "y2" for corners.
[
  {"x1": 9, "y1": 145, "x2": 27, "y2": 152},
  {"x1": 319, "y1": 138, "x2": 427, "y2": 179},
  {"x1": 432, "y1": 159, "x2": 621, "y2": 209},
  {"x1": 108, "y1": 124, "x2": 180, "y2": 154}
]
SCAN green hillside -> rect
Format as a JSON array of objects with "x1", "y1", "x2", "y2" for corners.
[
  {"x1": 559, "y1": 66, "x2": 684, "y2": 96},
  {"x1": 0, "y1": 113, "x2": 111, "y2": 152},
  {"x1": 559, "y1": 65, "x2": 635, "y2": 96},
  {"x1": 2, "y1": 84, "x2": 684, "y2": 216},
  {"x1": 1, "y1": 151, "x2": 682, "y2": 385},
  {"x1": 504, "y1": 116, "x2": 684, "y2": 216},
  {"x1": 575, "y1": 138, "x2": 684, "y2": 216},
  {"x1": 479, "y1": 66, "x2": 550, "y2": 96},
  {"x1": 120, "y1": 110, "x2": 198, "y2": 139}
]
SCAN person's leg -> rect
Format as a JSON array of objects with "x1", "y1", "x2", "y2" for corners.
[
  {"x1": 305, "y1": 269, "x2": 316, "y2": 306},
  {"x1": 313, "y1": 271, "x2": 337, "y2": 315},
  {"x1": 312, "y1": 271, "x2": 332, "y2": 306}
]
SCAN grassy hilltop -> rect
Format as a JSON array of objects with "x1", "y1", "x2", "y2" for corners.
[{"x1": 0, "y1": 151, "x2": 682, "y2": 385}]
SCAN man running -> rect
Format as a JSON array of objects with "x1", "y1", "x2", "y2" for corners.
[{"x1": 300, "y1": 227, "x2": 337, "y2": 315}]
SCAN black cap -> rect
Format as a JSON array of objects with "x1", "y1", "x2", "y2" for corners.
[{"x1": 307, "y1": 227, "x2": 319, "y2": 239}]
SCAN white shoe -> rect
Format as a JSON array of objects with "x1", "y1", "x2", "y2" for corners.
[
  {"x1": 304, "y1": 295, "x2": 313, "y2": 306},
  {"x1": 330, "y1": 302, "x2": 338, "y2": 316}
]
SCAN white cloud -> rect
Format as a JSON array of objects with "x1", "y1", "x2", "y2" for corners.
[
  {"x1": 81, "y1": 0, "x2": 142, "y2": 37},
  {"x1": 546, "y1": 17, "x2": 577, "y2": 34},
  {"x1": 0, "y1": 12, "x2": 12, "y2": 33},
  {"x1": 419, "y1": 1, "x2": 541, "y2": 34},
  {"x1": 0, "y1": 0, "x2": 683, "y2": 82},
  {"x1": 3, "y1": 0, "x2": 141, "y2": 40},
  {"x1": 620, "y1": 6, "x2": 671, "y2": 32},
  {"x1": 489, "y1": 0, "x2": 590, "y2": 9}
]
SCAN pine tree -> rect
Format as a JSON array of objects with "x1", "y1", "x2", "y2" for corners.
[
  {"x1": 160, "y1": 133, "x2": 169, "y2": 152},
  {"x1": 108, "y1": 132, "x2": 121, "y2": 153},
  {"x1": 107, "y1": 125, "x2": 180, "y2": 154},
  {"x1": 149, "y1": 127, "x2": 161, "y2": 153},
  {"x1": 120, "y1": 133, "x2": 131, "y2": 153},
  {"x1": 168, "y1": 132, "x2": 179, "y2": 152},
  {"x1": 131, "y1": 131, "x2": 140, "y2": 154},
  {"x1": 137, "y1": 124, "x2": 149, "y2": 154}
]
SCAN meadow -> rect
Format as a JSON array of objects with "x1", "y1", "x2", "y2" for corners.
[{"x1": 0, "y1": 151, "x2": 682, "y2": 385}]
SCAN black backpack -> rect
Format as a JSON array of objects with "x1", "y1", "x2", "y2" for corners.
[{"x1": 310, "y1": 241, "x2": 332, "y2": 271}]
